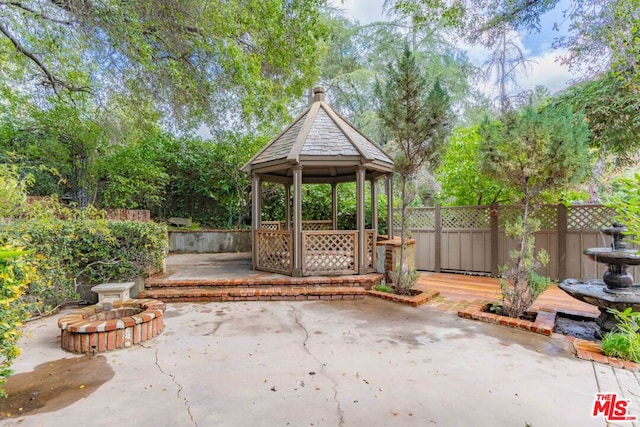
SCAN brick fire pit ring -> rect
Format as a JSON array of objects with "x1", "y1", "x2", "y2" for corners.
[{"x1": 58, "y1": 299, "x2": 165, "y2": 353}]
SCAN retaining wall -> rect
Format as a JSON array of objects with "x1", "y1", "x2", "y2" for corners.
[{"x1": 169, "y1": 230, "x2": 251, "y2": 253}]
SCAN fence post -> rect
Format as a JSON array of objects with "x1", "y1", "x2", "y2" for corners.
[
  {"x1": 434, "y1": 204, "x2": 441, "y2": 273},
  {"x1": 490, "y1": 204, "x2": 499, "y2": 277},
  {"x1": 557, "y1": 204, "x2": 568, "y2": 281}
]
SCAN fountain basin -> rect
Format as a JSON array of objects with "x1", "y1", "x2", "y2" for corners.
[
  {"x1": 58, "y1": 299, "x2": 165, "y2": 353},
  {"x1": 559, "y1": 279, "x2": 640, "y2": 332},
  {"x1": 584, "y1": 248, "x2": 640, "y2": 266}
]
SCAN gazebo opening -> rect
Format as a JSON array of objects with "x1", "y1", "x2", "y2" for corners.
[{"x1": 242, "y1": 87, "x2": 394, "y2": 277}]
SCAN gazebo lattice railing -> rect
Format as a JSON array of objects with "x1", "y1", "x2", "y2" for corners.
[
  {"x1": 262, "y1": 220, "x2": 333, "y2": 231},
  {"x1": 256, "y1": 230, "x2": 293, "y2": 275},
  {"x1": 256, "y1": 227, "x2": 376, "y2": 276}
]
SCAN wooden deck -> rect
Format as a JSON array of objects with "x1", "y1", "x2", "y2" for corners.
[{"x1": 415, "y1": 272, "x2": 600, "y2": 318}]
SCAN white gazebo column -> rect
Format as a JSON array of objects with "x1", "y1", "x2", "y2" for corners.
[
  {"x1": 386, "y1": 174, "x2": 394, "y2": 239},
  {"x1": 356, "y1": 166, "x2": 366, "y2": 273},
  {"x1": 285, "y1": 183, "x2": 291, "y2": 230},
  {"x1": 331, "y1": 182, "x2": 338, "y2": 230},
  {"x1": 292, "y1": 166, "x2": 303, "y2": 277},
  {"x1": 251, "y1": 174, "x2": 262, "y2": 270}
]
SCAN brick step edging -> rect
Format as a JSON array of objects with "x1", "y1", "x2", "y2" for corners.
[
  {"x1": 142, "y1": 286, "x2": 366, "y2": 299},
  {"x1": 146, "y1": 274, "x2": 384, "y2": 289}
]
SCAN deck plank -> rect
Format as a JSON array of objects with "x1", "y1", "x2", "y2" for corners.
[{"x1": 416, "y1": 272, "x2": 600, "y2": 318}]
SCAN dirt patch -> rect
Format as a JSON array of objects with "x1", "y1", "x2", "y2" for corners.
[
  {"x1": 483, "y1": 304, "x2": 537, "y2": 322},
  {"x1": 554, "y1": 313, "x2": 600, "y2": 340},
  {"x1": 0, "y1": 356, "x2": 114, "y2": 419}
]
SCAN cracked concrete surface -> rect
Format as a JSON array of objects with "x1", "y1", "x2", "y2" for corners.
[
  {"x1": 4, "y1": 298, "x2": 638, "y2": 426},
  {"x1": 150, "y1": 347, "x2": 198, "y2": 427},
  {"x1": 288, "y1": 304, "x2": 345, "y2": 426}
]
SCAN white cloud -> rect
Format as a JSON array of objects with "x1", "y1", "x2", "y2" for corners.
[
  {"x1": 330, "y1": 0, "x2": 386, "y2": 25},
  {"x1": 521, "y1": 49, "x2": 577, "y2": 94},
  {"x1": 336, "y1": 0, "x2": 581, "y2": 97}
]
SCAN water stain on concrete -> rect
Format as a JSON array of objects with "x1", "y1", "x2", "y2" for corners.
[
  {"x1": 0, "y1": 356, "x2": 114, "y2": 419},
  {"x1": 163, "y1": 309, "x2": 183, "y2": 318}
]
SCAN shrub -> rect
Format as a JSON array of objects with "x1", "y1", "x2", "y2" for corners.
[
  {"x1": 602, "y1": 308, "x2": 640, "y2": 363},
  {"x1": 0, "y1": 246, "x2": 35, "y2": 396},
  {"x1": 373, "y1": 282, "x2": 394, "y2": 293},
  {"x1": 609, "y1": 171, "x2": 640, "y2": 248},
  {"x1": 0, "y1": 202, "x2": 167, "y2": 315}
]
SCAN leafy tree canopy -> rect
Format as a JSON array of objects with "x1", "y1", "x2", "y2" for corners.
[
  {"x1": 0, "y1": 0, "x2": 327, "y2": 129},
  {"x1": 555, "y1": 72, "x2": 640, "y2": 162},
  {"x1": 436, "y1": 126, "x2": 513, "y2": 206},
  {"x1": 479, "y1": 103, "x2": 591, "y2": 206}
]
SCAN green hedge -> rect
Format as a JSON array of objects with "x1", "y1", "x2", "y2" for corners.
[{"x1": 0, "y1": 216, "x2": 167, "y2": 315}]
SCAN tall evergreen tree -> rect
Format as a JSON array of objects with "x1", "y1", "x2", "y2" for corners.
[
  {"x1": 376, "y1": 45, "x2": 452, "y2": 292},
  {"x1": 479, "y1": 103, "x2": 591, "y2": 317}
]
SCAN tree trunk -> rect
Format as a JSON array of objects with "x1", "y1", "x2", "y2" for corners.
[{"x1": 398, "y1": 174, "x2": 408, "y2": 292}]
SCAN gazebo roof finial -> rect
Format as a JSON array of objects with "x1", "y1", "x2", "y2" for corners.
[{"x1": 313, "y1": 86, "x2": 325, "y2": 102}]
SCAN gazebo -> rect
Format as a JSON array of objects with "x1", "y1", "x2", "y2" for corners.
[{"x1": 242, "y1": 87, "x2": 394, "y2": 277}]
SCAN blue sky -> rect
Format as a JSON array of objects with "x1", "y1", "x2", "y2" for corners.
[{"x1": 332, "y1": 0, "x2": 580, "y2": 95}]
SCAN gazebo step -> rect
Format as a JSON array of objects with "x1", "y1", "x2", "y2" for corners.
[
  {"x1": 140, "y1": 286, "x2": 367, "y2": 303},
  {"x1": 146, "y1": 274, "x2": 383, "y2": 289}
]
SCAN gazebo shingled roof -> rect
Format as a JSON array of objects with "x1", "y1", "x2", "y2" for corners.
[{"x1": 242, "y1": 87, "x2": 393, "y2": 181}]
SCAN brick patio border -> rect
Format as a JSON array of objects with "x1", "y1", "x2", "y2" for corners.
[
  {"x1": 366, "y1": 289, "x2": 440, "y2": 307},
  {"x1": 562, "y1": 335, "x2": 640, "y2": 371},
  {"x1": 457, "y1": 300, "x2": 555, "y2": 336}
]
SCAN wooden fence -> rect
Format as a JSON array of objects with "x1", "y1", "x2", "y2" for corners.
[{"x1": 396, "y1": 204, "x2": 639, "y2": 281}]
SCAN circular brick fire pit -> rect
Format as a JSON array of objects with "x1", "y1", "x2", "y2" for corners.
[{"x1": 58, "y1": 299, "x2": 165, "y2": 353}]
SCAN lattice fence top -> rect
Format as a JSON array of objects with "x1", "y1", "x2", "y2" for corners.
[
  {"x1": 441, "y1": 207, "x2": 490, "y2": 229},
  {"x1": 568, "y1": 205, "x2": 617, "y2": 230},
  {"x1": 396, "y1": 204, "x2": 616, "y2": 231},
  {"x1": 497, "y1": 205, "x2": 557, "y2": 230},
  {"x1": 397, "y1": 208, "x2": 435, "y2": 230}
]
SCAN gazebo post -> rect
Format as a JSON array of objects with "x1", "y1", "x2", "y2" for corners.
[
  {"x1": 331, "y1": 182, "x2": 338, "y2": 230},
  {"x1": 356, "y1": 166, "x2": 366, "y2": 273},
  {"x1": 371, "y1": 178, "x2": 378, "y2": 232},
  {"x1": 251, "y1": 174, "x2": 262, "y2": 270},
  {"x1": 285, "y1": 183, "x2": 291, "y2": 230},
  {"x1": 292, "y1": 165, "x2": 303, "y2": 277},
  {"x1": 386, "y1": 174, "x2": 394, "y2": 239}
]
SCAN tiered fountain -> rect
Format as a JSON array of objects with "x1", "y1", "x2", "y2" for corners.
[{"x1": 559, "y1": 222, "x2": 640, "y2": 333}]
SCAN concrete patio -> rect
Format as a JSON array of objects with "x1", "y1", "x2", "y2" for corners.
[
  {"x1": 1, "y1": 254, "x2": 638, "y2": 426},
  {"x1": 2, "y1": 298, "x2": 636, "y2": 427}
]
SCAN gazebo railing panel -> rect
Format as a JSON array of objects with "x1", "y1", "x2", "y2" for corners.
[
  {"x1": 256, "y1": 230, "x2": 292, "y2": 275},
  {"x1": 364, "y1": 229, "x2": 376, "y2": 271},
  {"x1": 261, "y1": 221, "x2": 284, "y2": 231},
  {"x1": 262, "y1": 220, "x2": 333, "y2": 231},
  {"x1": 302, "y1": 220, "x2": 333, "y2": 231},
  {"x1": 302, "y1": 231, "x2": 357, "y2": 276}
]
